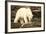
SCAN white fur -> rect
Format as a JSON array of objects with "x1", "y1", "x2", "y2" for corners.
[{"x1": 14, "y1": 8, "x2": 33, "y2": 27}]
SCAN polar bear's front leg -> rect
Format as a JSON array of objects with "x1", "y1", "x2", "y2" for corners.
[{"x1": 24, "y1": 16, "x2": 28, "y2": 24}]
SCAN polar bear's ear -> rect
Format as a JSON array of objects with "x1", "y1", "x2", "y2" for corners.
[
  {"x1": 27, "y1": 8, "x2": 31, "y2": 12},
  {"x1": 27, "y1": 8, "x2": 31, "y2": 10}
]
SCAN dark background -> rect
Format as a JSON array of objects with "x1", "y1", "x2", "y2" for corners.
[{"x1": 11, "y1": 5, "x2": 41, "y2": 28}]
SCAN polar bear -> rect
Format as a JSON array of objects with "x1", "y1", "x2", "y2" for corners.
[{"x1": 14, "y1": 7, "x2": 33, "y2": 27}]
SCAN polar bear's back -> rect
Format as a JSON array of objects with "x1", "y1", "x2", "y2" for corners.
[
  {"x1": 16, "y1": 8, "x2": 27, "y2": 17},
  {"x1": 16, "y1": 8, "x2": 33, "y2": 18}
]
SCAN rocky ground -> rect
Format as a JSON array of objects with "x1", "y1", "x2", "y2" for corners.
[{"x1": 11, "y1": 17, "x2": 41, "y2": 28}]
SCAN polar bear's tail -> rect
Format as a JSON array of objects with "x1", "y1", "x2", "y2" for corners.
[{"x1": 14, "y1": 17, "x2": 19, "y2": 23}]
